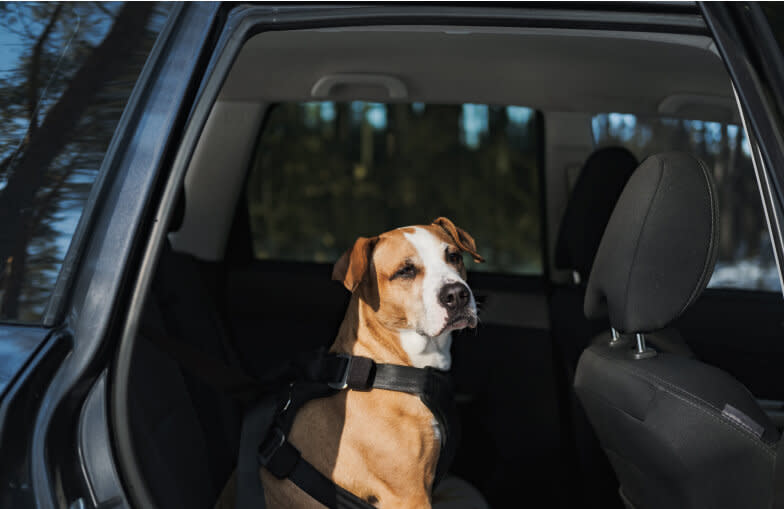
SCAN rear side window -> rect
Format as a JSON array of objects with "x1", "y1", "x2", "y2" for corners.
[
  {"x1": 592, "y1": 113, "x2": 779, "y2": 292},
  {"x1": 0, "y1": 3, "x2": 172, "y2": 323},
  {"x1": 246, "y1": 102, "x2": 543, "y2": 276}
]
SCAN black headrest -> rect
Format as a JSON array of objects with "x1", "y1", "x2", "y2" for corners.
[
  {"x1": 584, "y1": 152, "x2": 719, "y2": 333},
  {"x1": 555, "y1": 147, "x2": 638, "y2": 282}
]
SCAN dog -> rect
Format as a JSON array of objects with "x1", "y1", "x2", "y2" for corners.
[{"x1": 217, "y1": 217, "x2": 487, "y2": 509}]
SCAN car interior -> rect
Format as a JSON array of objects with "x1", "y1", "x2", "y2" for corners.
[{"x1": 117, "y1": 22, "x2": 784, "y2": 509}]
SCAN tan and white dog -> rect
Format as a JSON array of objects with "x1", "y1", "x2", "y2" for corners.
[{"x1": 219, "y1": 217, "x2": 487, "y2": 509}]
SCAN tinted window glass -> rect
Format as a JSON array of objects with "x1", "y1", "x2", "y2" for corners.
[
  {"x1": 0, "y1": 2, "x2": 171, "y2": 322},
  {"x1": 592, "y1": 113, "x2": 779, "y2": 291},
  {"x1": 246, "y1": 102, "x2": 543, "y2": 275}
]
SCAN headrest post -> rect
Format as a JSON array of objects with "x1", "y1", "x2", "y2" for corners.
[
  {"x1": 632, "y1": 333, "x2": 657, "y2": 360},
  {"x1": 608, "y1": 327, "x2": 627, "y2": 348},
  {"x1": 572, "y1": 271, "x2": 581, "y2": 285}
]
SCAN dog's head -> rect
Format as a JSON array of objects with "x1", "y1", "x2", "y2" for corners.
[{"x1": 333, "y1": 217, "x2": 483, "y2": 338}]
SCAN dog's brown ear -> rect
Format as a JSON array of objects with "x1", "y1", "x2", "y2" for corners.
[
  {"x1": 432, "y1": 217, "x2": 484, "y2": 263},
  {"x1": 332, "y1": 236, "x2": 378, "y2": 292}
]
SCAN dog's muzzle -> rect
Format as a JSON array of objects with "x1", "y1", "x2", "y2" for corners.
[{"x1": 439, "y1": 282, "x2": 476, "y2": 328}]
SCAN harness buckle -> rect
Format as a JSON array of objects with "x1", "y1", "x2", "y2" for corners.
[
  {"x1": 328, "y1": 354, "x2": 353, "y2": 390},
  {"x1": 257, "y1": 427, "x2": 286, "y2": 467}
]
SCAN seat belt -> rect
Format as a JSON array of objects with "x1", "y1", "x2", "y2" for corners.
[{"x1": 236, "y1": 397, "x2": 278, "y2": 509}]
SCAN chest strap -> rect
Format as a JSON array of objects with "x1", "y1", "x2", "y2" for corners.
[{"x1": 255, "y1": 352, "x2": 458, "y2": 509}]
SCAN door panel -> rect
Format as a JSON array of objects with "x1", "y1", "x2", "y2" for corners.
[{"x1": 674, "y1": 288, "x2": 784, "y2": 400}]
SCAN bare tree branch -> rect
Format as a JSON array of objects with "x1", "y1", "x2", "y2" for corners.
[
  {"x1": 27, "y1": 3, "x2": 63, "y2": 137},
  {"x1": 0, "y1": 3, "x2": 154, "y2": 317}
]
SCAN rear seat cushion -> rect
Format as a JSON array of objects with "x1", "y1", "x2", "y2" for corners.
[{"x1": 129, "y1": 334, "x2": 219, "y2": 508}]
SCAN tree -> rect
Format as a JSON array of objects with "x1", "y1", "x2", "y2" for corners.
[
  {"x1": 248, "y1": 102, "x2": 543, "y2": 274},
  {"x1": 0, "y1": 2, "x2": 163, "y2": 320}
]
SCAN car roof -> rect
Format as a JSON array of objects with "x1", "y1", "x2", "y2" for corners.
[{"x1": 219, "y1": 24, "x2": 733, "y2": 121}]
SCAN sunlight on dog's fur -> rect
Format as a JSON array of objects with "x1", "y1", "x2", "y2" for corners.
[{"x1": 216, "y1": 217, "x2": 489, "y2": 509}]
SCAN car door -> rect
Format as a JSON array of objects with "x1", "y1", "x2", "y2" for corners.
[
  {"x1": 0, "y1": 3, "x2": 220, "y2": 508},
  {"x1": 699, "y1": 2, "x2": 784, "y2": 425}
]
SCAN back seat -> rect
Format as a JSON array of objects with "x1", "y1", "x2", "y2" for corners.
[{"x1": 128, "y1": 243, "x2": 242, "y2": 508}]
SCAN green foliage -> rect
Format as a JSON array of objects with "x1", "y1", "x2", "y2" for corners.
[{"x1": 247, "y1": 102, "x2": 543, "y2": 275}]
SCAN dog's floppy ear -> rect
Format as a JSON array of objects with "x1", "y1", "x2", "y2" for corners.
[
  {"x1": 332, "y1": 236, "x2": 378, "y2": 292},
  {"x1": 432, "y1": 217, "x2": 485, "y2": 263}
]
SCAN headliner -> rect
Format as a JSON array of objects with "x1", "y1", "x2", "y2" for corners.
[{"x1": 219, "y1": 26, "x2": 734, "y2": 120}]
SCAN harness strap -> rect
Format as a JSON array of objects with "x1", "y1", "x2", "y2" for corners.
[
  {"x1": 298, "y1": 352, "x2": 430, "y2": 394},
  {"x1": 255, "y1": 353, "x2": 457, "y2": 509},
  {"x1": 259, "y1": 428, "x2": 371, "y2": 508},
  {"x1": 373, "y1": 364, "x2": 429, "y2": 393}
]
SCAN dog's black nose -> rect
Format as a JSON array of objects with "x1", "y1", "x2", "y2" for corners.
[{"x1": 439, "y1": 282, "x2": 470, "y2": 311}]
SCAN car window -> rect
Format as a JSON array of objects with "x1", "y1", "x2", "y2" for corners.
[
  {"x1": 246, "y1": 101, "x2": 543, "y2": 276},
  {"x1": 0, "y1": 2, "x2": 172, "y2": 323},
  {"x1": 592, "y1": 113, "x2": 780, "y2": 292}
]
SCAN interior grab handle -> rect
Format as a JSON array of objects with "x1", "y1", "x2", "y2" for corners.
[{"x1": 310, "y1": 74, "x2": 408, "y2": 99}]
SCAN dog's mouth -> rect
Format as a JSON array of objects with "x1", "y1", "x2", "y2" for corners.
[{"x1": 443, "y1": 312, "x2": 478, "y2": 333}]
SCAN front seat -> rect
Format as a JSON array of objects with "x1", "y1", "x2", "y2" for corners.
[
  {"x1": 552, "y1": 146, "x2": 640, "y2": 375},
  {"x1": 552, "y1": 147, "x2": 694, "y2": 507},
  {"x1": 574, "y1": 152, "x2": 778, "y2": 509}
]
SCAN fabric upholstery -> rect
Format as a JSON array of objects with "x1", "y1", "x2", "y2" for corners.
[
  {"x1": 551, "y1": 148, "x2": 689, "y2": 508},
  {"x1": 575, "y1": 151, "x2": 777, "y2": 509},
  {"x1": 130, "y1": 332, "x2": 219, "y2": 508},
  {"x1": 128, "y1": 245, "x2": 242, "y2": 508},
  {"x1": 555, "y1": 146, "x2": 638, "y2": 282},
  {"x1": 584, "y1": 152, "x2": 719, "y2": 333},
  {"x1": 575, "y1": 343, "x2": 777, "y2": 509}
]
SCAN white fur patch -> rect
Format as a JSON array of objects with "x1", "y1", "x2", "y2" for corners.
[
  {"x1": 399, "y1": 329, "x2": 453, "y2": 370},
  {"x1": 396, "y1": 227, "x2": 477, "y2": 369}
]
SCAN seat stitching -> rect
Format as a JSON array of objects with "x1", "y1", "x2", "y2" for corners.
[
  {"x1": 585, "y1": 349, "x2": 776, "y2": 456},
  {"x1": 587, "y1": 348, "x2": 722, "y2": 413},
  {"x1": 582, "y1": 349, "x2": 776, "y2": 457},
  {"x1": 621, "y1": 158, "x2": 665, "y2": 328},
  {"x1": 678, "y1": 157, "x2": 717, "y2": 316}
]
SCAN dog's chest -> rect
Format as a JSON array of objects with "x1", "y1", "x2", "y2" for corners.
[{"x1": 290, "y1": 388, "x2": 441, "y2": 498}]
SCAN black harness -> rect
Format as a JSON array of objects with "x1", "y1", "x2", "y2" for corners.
[{"x1": 241, "y1": 351, "x2": 460, "y2": 509}]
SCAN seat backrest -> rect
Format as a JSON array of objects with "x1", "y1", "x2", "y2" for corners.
[
  {"x1": 552, "y1": 146, "x2": 638, "y2": 370},
  {"x1": 555, "y1": 146, "x2": 638, "y2": 285},
  {"x1": 550, "y1": 147, "x2": 639, "y2": 506},
  {"x1": 574, "y1": 152, "x2": 779, "y2": 509},
  {"x1": 128, "y1": 244, "x2": 242, "y2": 508}
]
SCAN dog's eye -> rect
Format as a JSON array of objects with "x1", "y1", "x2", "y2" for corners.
[
  {"x1": 392, "y1": 264, "x2": 417, "y2": 280},
  {"x1": 447, "y1": 251, "x2": 463, "y2": 265}
]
